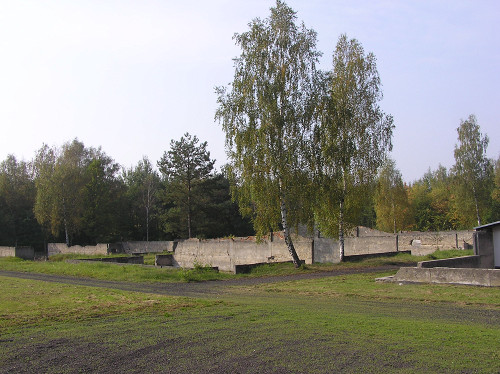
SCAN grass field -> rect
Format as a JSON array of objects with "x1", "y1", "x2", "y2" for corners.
[
  {"x1": 1, "y1": 253, "x2": 499, "y2": 373},
  {"x1": 0, "y1": 249, "x2": 472, "y2": 283}
]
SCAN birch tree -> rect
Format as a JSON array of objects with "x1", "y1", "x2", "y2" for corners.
[
  {"x1": 33, "y1": 140, "x2": 89, "y2": 246},
  {"x1": 452, "y1": 114, "x2": 493, "y2": 226},
  {"x1": 374, "y1": 158, "x2": 411, "y2": 233},
  {"x1": 314, "y1": 34, "x2": 393, "y2": 260},
  {"x1": 215, "y1": 0, "x2": 320, "y2": 267},
  {"x1": 123, "y1": 157, "x2": 160, "y2": 242}
]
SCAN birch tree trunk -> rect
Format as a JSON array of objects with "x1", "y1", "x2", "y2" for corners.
[
  {"x1": 279, "y1": 181, "x2": 301, "y2": 267},
  {"x1": 339, "y1": 197, "x2": 345, "y2": 262}
]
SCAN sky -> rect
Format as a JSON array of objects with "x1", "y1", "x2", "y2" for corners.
[{"x1": 0, "y1": 0, "x2": 499, "y2": 183}]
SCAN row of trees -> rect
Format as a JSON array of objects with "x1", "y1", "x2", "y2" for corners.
[
  {"x1": 215, "y1": 1, "x2": 498, "y2": 266},
  {"x1": 0, "y1": 135, "x2": 253, "y2": 250},
  {"x1": 215, "y1": 1, "x2": 394, "y2": 265},
  {"x1": 1, "y1": 120, "x2": 496, "y2": 254},
  {"x1": 375, "y1": 115, "x2": 500, "y2": 233}
]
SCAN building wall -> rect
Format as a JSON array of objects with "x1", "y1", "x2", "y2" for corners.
[{"x1": 493, "y1": 226, "x2": 500, "y2": 268}]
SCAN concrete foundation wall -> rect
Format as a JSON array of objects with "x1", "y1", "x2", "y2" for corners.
[
  {"x1": 155, "y1": 254, "x2": 174, "y2": 267},
  {"x1": 313, "y1": 238, "x2": 340, "y2": 263},
  {"x1": 400, "y1": 230, "x2": 474, "y2": 255},
  {"x1": 119, "y1": 241, "x2": 174, "y2": 254},
  {"x1": 174, "y1": 235, "x2": 313, "y2": 272},
  {"x1": 345, "y1": 236, "x2": 397, "y2": 256},
  {"x1": 15, "y1": 247, "x2": 35, "y2": 260},
  {"x1": 48, "y1": 243, "x2": 109, "y2": 257},
  {"x1": 312, "y1": 230, "x2": 471, "y2": 263},
  {"x1": 0, "y1": 246, "x2": 15, "y2": 257},
  {"x1": 417, "y1": 255, "x2": 481, "y2": 269},
  {"x1": 393, "y1": 267, "x2": 500, "y2": 287}
]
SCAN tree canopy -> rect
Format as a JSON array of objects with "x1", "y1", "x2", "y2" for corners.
[
  {"x1": 216, "y1": 0, "x2": 320, "y2": 266},
  {"x1": 311, "y1": 34, "x2": 394, "y2": 259},
  {"x1": 452, "y1": 114, "x2": 493, "y2": 226},
  {"x1": 158, "y1": 133, "x2": 215, "y2": 239}
]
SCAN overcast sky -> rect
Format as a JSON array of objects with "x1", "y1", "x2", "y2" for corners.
[{"x1": 1, "y1": 0, "x2": 499, "y2": 182}]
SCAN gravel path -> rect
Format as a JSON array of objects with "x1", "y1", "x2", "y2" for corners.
[{"x1": 0, "y1": 266, "x2": 400, "y2": 298}]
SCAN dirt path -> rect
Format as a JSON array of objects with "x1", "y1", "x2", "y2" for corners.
[{"x1": 0, "y1": 266, "x2": 399, "y2": 298}]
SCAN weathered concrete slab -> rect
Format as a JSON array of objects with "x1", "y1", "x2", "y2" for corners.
[
  {"x1": 71, "y1": 256, "x2": 144, "y2": 265},
  {"x1": 418, "y1": 255, "x2": 480, "y2": 269},
  {"x1": 0, "y1": 246, "x2": 15, "y2": 257},
  {"x1": 395, "y1": 267, "x2": 431, "y2": 283},
  {"x1": 155, "y1": 254, "x2": 174, "y2": 267},
  {"x1": 391, "y1": 267, "x2": 500, "y2": 287}
]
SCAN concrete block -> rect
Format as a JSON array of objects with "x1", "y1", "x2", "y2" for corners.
[
  {"x1": 489, "y1": 270, "x2": 500, "y2": 287},
  {"x1": 15, "y1": 247, "x2": 35, "y2": 260},
  {"x1": 155, "y1": 254, "x2": 174, "y2": 267},
  {"x1": 468, "y1": 269, "x2": 492, "y2": 286},
  {"x1": 394, "y1": 267, "x2": 431, "y2": 283},
  {"x1": 0, "y1": 246, "x2": 15, "y2": 257},
  {"x1": 430, "y1": 268, "x2": 456, "y2": 284}
]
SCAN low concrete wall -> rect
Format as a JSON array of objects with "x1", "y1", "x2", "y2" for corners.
[
  {"x1": 174, "y1": 234, "x2": 313, "y2": 272},
  {"x1": 312, "y1": 229, "x2": 472, "y2": 263},
  {"x1": 117, "y1": 241, "x2": 175, "y2": 254},
  {"x1": 418, "y1": 256, "x2": 481, "y2": 269},
  {"x1": 0, "y1": 246, "x2": 15, "y2": 257},
  {"x1": 400, "y1": 230, "x2": 474, "y2": 255},
  {"x1": 155, "y1": 254, "x2": 174, "y2": 267},
  {"x1": 15, "y1": 247, "x2": 35, "y2": 260},
  {"x1": 392, "y1": 267, "x2": 500, "y2": 287},
  {"x1": 69, "y1": 256, "x2": 144, "y2": 265},
  {"x1": 345, "y1": 236, "x2": 397, "y2": 256},
  {"x1": 48, "y1": 243, "x2": 109, "y2": 257}
]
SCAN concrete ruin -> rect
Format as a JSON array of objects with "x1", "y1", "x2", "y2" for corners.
[
  {"x1": 26, "y1": 227, "x2": 472, "y2": 273},
  {"x1": 382, "y1": 221, "x2": 500, "y2": 286}
]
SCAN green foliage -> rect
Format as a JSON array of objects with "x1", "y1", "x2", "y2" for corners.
[
  {"x1": 123, "y1": 156, "x2": 161, "y2": 241},
  {"x1": 312, "y1": 34, "x2": 393, "y2": 257},
  {"x1": 374, "y1": 158, "x2": 412, "y2": 233},
  {"x1": 408, "y1": 165, "x2": 459, "y2": 231},
  {"x1": 194, "y1": 173, "x2": 254, "y2": 239},
  {"x1": 0, "y1": 155, "x2": 43, "y2": 247},
  {"x1": 180, "y1": 262, "x2": 220, "y2": 282},
  {"x1": 452, "y1": 114, "x2": 494, "y2": 227},
  {"x1": 32, "y1": 139, "x2": 124, "y2": 245},
  {"x1": 158, "y1": 133, "x2": 215, "y2": 239},
  {"x1": 216, "y1": 0, "x2": 321, "y2": 265}
]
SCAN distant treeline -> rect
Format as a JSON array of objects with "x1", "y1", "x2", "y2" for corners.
[
  {"x1": 0, "y1": 134, "x2": 254, "y2": 250},
  {"x1": 1, "y1": 126, "x2": 499, "y2": 250}
]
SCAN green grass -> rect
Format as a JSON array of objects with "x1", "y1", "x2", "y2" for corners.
[
  {"x1": 0, "y1": 249, "x2": 475, "y2": 284},
  {"x1": 0, "y1": 275, "x2": 218, "y2": 332},
  {"x1": 247, "y1": 270, "x2": 500, "y2": 307},
  {"x1": 0, "y1": 256, "x2": 233, "y2": 283},
  {"x1": 0, "y1": 271, "x2": 498, "y2": 373}
]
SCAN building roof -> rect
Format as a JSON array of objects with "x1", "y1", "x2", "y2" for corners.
[{"x1": 474, "y1": 221, "x2": 500, "y2": 230}]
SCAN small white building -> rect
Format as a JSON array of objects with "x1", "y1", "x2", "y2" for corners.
[{"x1": 474, "y1": 221, "x2": 500, "y2": 269}]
